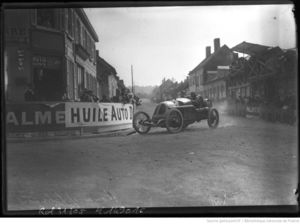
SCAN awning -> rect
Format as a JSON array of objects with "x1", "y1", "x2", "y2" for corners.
[{"x1": 232, "y1": 41, "x2": 271, "y2": 56}]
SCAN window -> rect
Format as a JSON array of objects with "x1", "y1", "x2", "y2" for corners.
[
  {"x1": 77, "y1": 65, "x2": 84, "y2": 95},
  {"x1": 67, "y1": 60, "x2": 74, "y2": 99},
  {"x1": 36, "y1": 9, "x2": 56, "y2": 29},
  {"x1": 87, "y1": 35, "x2": 91, "y2": 56},
  {"x1": 76, "y1": 19, "x2": 81, "y2": 44},
  {"x1": 195, "y1": 76, "x2": 199, "y2": 87},
  {"x1": 91, "y1": 43, "x2": 95, "y2": 62},
  {"x1": 83, "y1": 29, "x2": 87, "y2": 49},
  {"x1": 86, "y1": 73, "x2": 90, "y2": 89},
  {"x1": 67, "y1": 9, "x2": 73, "y2": 37}
]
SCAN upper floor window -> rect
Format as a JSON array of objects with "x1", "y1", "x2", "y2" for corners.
[
  {"x1": 36, "y1": 9, "x2": 56, "y2": 29},
  {"x1": 76, "y1": 19, "x2": 81, "y2": 44},
  {"x1": 83, "y1": 29, "x2": 87, "y2": 49},
  {"x1": 87, "y1": 35, "x2": 91, "y2": 55},
  {"x1": 91, "y1": 43, "x2": 95, "y2": 62},
  {"x1": 67, "y1": 9, "x2": 74, "y2": 37}
]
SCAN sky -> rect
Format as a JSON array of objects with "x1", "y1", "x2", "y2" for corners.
[{"x1": 84, "y1": 4, "x2": 296, "y2": 87}]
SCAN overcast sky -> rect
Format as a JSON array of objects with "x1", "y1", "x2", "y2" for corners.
[{"x1": 84, "y1": 4, "x2": 296, "y2": 87}]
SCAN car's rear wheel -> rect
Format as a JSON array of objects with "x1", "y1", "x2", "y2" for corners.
[
  {"x1": 166, "y1": 109, "x2": 184, "y2": 133},
  {"x1": 207, "y1": 108, "x2": 219, "y2": 128},
  {"x1": 133, "y1": 111, "x2": 151, "y2": 134}
]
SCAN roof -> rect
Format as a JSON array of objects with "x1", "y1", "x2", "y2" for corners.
[
  {"x1": 76, "y1": 9, "x2": 99, "y2": 42},
  {"x1": 97, "y1": 55, "x2": 117, "y2": 75},
  {"x1": 231, "y1": 41, "x2": 271, "y2": 56},
  {"x1": 189, "y1": 45, "x2": 232, "y2": 75}
]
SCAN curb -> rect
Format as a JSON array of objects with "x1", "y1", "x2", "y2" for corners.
[{"x1": 7, "y1": 128, "x2": 137, "y2": 143}]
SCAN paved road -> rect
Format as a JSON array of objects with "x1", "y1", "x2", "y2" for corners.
[{"x1": 6, "y1": 99, "x2": 298, "y2": 210}]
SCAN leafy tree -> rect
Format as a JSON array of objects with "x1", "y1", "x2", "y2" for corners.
[{"x1": 151, "y1": 76, "x2": 188, "y2": 103}]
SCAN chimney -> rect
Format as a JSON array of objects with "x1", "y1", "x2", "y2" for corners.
[
  {"x1": 206, "y1": 46, "x2": 211, "y2": 58},
  {"x1": 214, "y1": 38, "x2": 220, "y2": 52}
]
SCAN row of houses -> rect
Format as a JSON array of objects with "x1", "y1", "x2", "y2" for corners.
[
  {"x1": 187, "y1": 38, "x2": 297, "y2": 106},
  {"x1": 4, "y1": 8, "x2": 126, "y2": 102}
]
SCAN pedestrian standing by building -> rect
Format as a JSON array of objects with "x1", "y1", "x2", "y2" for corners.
[
  {"x1": 100, "y1": 94, "x2": 110, "y2": 102},
  {"x1": 24, "y1": 84, "x2": 35, "y2": 101}
]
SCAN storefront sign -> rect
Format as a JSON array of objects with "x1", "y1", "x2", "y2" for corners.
[
  {"x1": 6, "y1": 103, "x2": 66, "y2": 132},
  {"x1": 5, "y1": 27, "x2": 29, "y2": 43},
  {"x1": 32, "y1": 55, "x2": 61, "y2": 69},
  {"x1": 65, "y1": 102, "x2": 133, "y2": 127},
  {"x1": 6, "y1": 102, "x2": 133, "y2": 132}
]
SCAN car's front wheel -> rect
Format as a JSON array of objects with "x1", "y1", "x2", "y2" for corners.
[
  {"x1": 166, "y1": 108, "x2": 184, "y2": 133},
  {"x1": 133, "y1": 111, "x2": 152, "y2": 134}
]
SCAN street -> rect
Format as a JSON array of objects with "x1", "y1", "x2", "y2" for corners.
[{"x1": 6, "y1": 99, "x2": 298, "y2": 210}]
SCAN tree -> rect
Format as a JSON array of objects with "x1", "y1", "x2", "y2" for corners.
[{"x1": 151, "y1": 76, "x2": 189, "y2": 103}]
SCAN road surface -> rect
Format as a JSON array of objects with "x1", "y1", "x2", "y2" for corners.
[{"x1": 6, "y1": 99, "x2": 298, "y2": 210}]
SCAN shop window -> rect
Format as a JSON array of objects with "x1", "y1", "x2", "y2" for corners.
[
  {"x1": 67, "y1": 60, "x2": 74, "y2": 100},
  {"x1": 77, "y1": 65, "x2": 84, "y2": 95},
  {"x1": 87, "y1": 73, "x2": 90, "y2": 89},
  {"x1": 36, "y1": 9, "x2": 56, "y2": 29},
  {"x1": 33, "y1": 67, "x2": 63, "y2": 101}
]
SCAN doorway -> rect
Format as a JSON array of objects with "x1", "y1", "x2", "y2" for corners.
[{"x1": 33, "y1": 67, "x2": 63, "y2": 101}]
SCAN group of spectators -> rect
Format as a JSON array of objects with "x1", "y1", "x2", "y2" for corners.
[
  {"x1": 24, "y1": 85, "x2": 142, "y2": 106},
  {"x1": 226, "y1": 94, "x2": 296, "y2": 125},
  {"x1": 79, "y1": 88, "x2": 141, "y2": 106}
]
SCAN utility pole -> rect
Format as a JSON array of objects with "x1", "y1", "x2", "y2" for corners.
[{"x1": 131, "y1": 65, "x2": 134, "y2": 94}]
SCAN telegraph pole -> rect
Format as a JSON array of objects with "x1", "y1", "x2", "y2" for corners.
[
  {"x1": 131, "y1": 65, "x2": 135, "y2": 113},
  {"x1": 131, "y1": 64, "x2": 134, "y2": 94}
]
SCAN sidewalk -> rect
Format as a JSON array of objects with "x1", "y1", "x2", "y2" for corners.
[{"x1": 6, "y1": 127, "x2": 136, "y2": 143}]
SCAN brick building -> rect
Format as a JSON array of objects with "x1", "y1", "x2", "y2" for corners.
[{"x1": 4, "y1": 8, "x2": 99, "y2": 102}]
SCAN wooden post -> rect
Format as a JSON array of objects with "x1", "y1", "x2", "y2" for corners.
[{"x1": 131, "y1": 65, "x2": 134, "y2": 94}]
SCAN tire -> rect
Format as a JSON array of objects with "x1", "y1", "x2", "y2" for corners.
[
  {"x1": 133, "y1": 111, "x2": 151, "y2": 134},
  {"x1": 166, "y1": 108, "x2": 184, "y2": 133},
  {"x1": 207, "y1": 108, "x2": 219, "y2": 128}
]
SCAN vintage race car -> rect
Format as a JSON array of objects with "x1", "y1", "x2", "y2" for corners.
[{"x1": 133, "y1": 97, "x2": 219, "y2": 134}]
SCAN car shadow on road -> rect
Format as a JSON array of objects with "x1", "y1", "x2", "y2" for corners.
[
  {"x1": 134, "y1": 126, "x2": 211, "y2": 136},
  {"x1": 183, "y1": 127, "x2": 212, "y2": 133}
]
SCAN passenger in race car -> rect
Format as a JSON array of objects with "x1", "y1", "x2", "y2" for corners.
[
  {"x1": 197, "y1": 95, "x2": 207, "y2": 108},
  {"x1": 190, "y1": 92, "x2": 199, "y2": 107},
  {"x1": 189, "y1": 92, "x2": 208, "y2": 108}
]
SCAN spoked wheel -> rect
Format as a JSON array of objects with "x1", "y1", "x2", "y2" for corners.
[
  {"x1": 133, "y1": 111, "x2": 152, "y2": 134},
  {"x1": 166, "y1": 109, "x2": 184, "y2": 133},
  {"x1": 207, "y1": 108, "x2": 219, "y2": 128}
]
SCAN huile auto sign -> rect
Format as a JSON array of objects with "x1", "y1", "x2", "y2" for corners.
[{"x1": 6, "y1": 102, "x2": 133, "y2": 132}]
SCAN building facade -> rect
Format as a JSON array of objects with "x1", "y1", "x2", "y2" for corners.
[
  {"x1": 188, "y1": 38, "x2": 235, "y2": 100},
  {"x1": 203, "y1": 66, "x2": 230, "y2": 100},
  {"x1": 96, "y1": 54, "x2": 120, "y2": 100},
  {"x1": 228, "y1": 42, "x2": 297, "y2": 103},
  {"x1": 5, "y1": 8, "x2": 99, "y2": 102}
]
